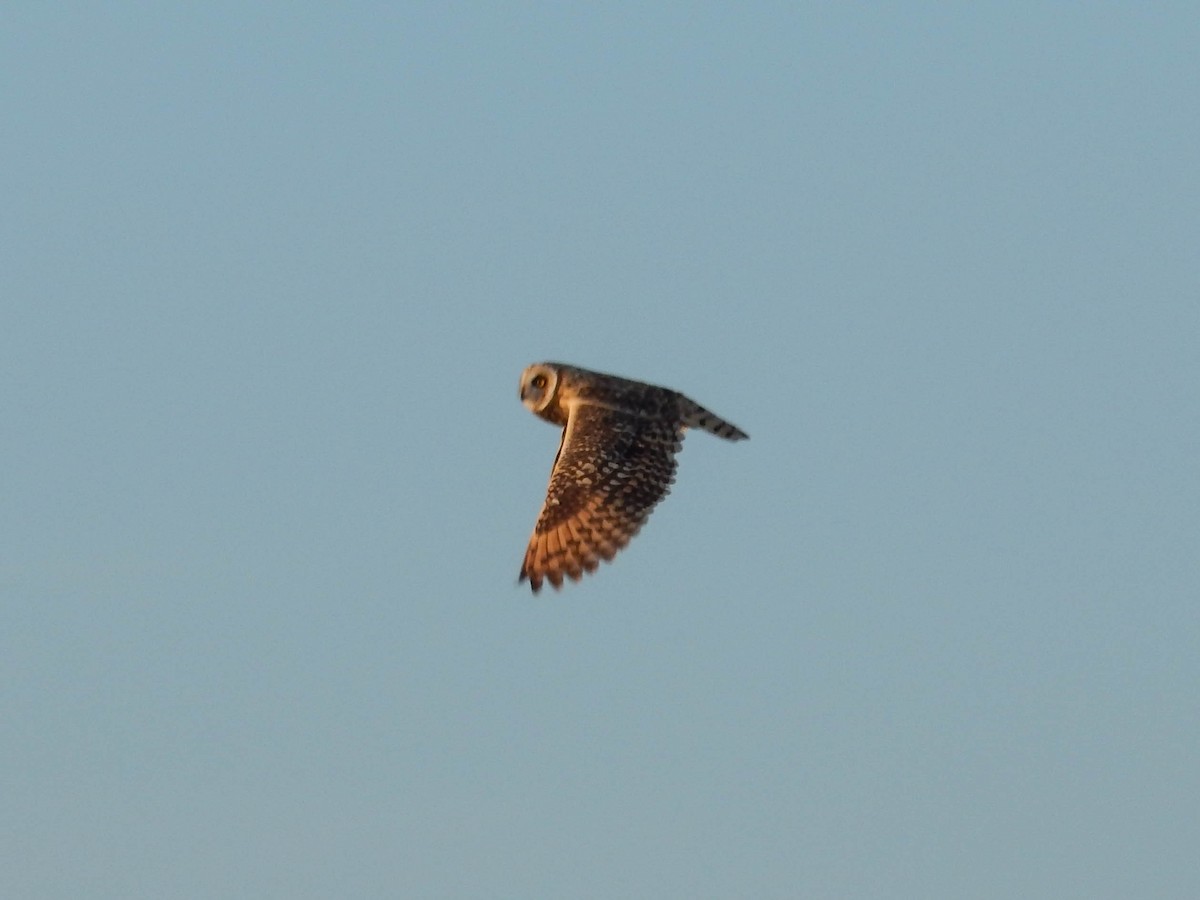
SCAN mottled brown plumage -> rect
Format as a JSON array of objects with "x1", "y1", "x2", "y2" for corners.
[{"x1": 518, "y1": 362, "x2": 747, "y2": 592}]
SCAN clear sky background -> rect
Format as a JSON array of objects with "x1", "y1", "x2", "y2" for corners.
[{"x1": 3, "y1": 4, "x2": 1197, "y2": 898}]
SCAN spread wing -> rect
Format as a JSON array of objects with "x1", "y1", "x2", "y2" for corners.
[{"x1": 519, "y1": 402, "x2": 683, "y2": 592}]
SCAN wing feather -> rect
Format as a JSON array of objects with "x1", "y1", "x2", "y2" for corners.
[{"x1": 519, "y1": 402, "x2": 683, "y2": 593}]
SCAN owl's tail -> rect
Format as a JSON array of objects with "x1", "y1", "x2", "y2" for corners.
[{"x1": 680, "y1": 398, "x2": 749, "y2": 441}]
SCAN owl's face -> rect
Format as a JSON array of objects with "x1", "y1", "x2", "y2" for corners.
[
  {"x1": 520, "y1": 363, "x2": 566, "y2": 424},
  {"x1": 520, "y1": 363, "x2": 559, "y2": 412}
]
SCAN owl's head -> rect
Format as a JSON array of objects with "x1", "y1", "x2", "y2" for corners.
[{"x1": 520, "y1": 363, "x2": 564, "y2": 422}]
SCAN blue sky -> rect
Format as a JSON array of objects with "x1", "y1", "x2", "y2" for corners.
[{"x1": 3, "y1": 4, "x2": 1198, "y2": 898}]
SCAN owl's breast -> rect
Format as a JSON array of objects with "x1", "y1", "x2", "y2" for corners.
[{"x1": 536, "y1": 399, "x2": 569, "y2": 428}]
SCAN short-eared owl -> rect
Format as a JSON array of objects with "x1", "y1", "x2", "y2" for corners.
[{"x1": 518, "y1": 362, "x2": 748, "y2": 592}]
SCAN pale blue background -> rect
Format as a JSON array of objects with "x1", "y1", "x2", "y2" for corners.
[{"x1": 3, "y1": 5, "x2": 1197, "y2": 898}]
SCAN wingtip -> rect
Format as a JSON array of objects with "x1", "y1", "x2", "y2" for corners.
[{"x1": 518, "y1": 566, "x2": 544, "y2": 594}]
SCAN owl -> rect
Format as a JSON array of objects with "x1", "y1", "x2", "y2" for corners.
[{"x1": 518, "y1": 362, "x2": 748, "y2": 592}]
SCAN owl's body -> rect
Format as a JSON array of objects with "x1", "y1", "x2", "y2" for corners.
[{"x1": 518, "y1": 362, "x2": 747, "y2": 592}]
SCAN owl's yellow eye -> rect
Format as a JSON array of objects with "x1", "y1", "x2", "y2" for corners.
[{"x1": 531, "y1": 374, "x2": 547, "y2": 390}]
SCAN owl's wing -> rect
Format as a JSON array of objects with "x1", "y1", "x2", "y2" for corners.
[{"x1": 520, "y1": 402, "x2": 683, "y2": 592}]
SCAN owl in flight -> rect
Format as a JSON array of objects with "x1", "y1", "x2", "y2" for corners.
[{"x1": 518, "y1": 362, "x2": 748, "y2": 592}]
